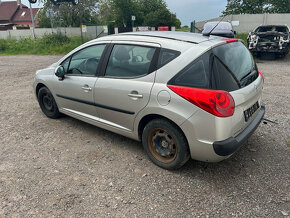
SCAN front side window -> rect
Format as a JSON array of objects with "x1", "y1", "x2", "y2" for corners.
[
  {"x1": 105, "y1": 44, "x2": 156, "y2": 78},
  {"x1": 67, "y1": 44, "x2": 106, "y2": 76}
]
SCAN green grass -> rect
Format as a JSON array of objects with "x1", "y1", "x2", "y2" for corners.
[
  {"x1": 287, "y1": 141, "x2": 290, "y2": 147},
  {"x1": 235, "y1": 33, "x2": 248, "y2": 46},
  {"x1": 176, "y1": 27, "x2": 191, "y2": 32},
  {"x1": 0, "y1": 34, "x2": 89, "y2": 55}
]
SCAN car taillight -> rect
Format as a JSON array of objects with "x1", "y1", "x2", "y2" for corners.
[
  {"x1": 167, "y1": 85, "x2": 235, "y2": 117},
  {"x1": 258, "y1": 70, "x2": 264, "y2": 83}
]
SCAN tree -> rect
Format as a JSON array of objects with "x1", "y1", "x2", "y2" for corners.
[
  {"x1": 223, "y1": 0, "x2": 290, "y2": 15},
  {"x1": 38, "y1": 0, "x2": 181, "y2": 28},
  {"x1": 97, "y1": 0, "x2": 181, "y2": 27},
  {"x1": 38, "y1": 0, "x2": 99, "y2": 27}
]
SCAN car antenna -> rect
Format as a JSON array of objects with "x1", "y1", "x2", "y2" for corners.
[{"x1": 203, "y1": 15, "x2": 226, "y2": 37}]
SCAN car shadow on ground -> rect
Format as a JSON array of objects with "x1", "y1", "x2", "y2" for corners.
[{"x1": 55, "y1": 113, "x2": 270, "y2": 182}]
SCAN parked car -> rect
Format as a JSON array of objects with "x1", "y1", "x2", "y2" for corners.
[
  {"x1": 202, "y1": 21, "x2": 236, "y2": 38},
  {"x1": 33, "y1": 32, "x2": 265, "y2": 170},
  {"x1": 247, "y1": 25, "x2": 290, "y2": 57}
]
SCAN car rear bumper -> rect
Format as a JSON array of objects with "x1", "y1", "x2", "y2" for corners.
[{"x1": 213, "y1": 104, "x2": 265, "y2": 156}]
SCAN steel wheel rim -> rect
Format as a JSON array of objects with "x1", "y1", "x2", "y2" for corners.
[
  {"x1": 147, "y1": 128, "x2": 177, "y2": 163},
  {"x1": 42, "y1": 93, "x2": 54, "y2": 112}
]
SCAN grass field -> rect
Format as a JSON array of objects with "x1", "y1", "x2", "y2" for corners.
[{"x1": 0, "y1": 34, "x2": 86, "y2": 55}]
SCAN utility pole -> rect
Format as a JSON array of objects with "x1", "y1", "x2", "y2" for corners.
[{"x1": 29, "y1": 2, "x2": 36, "y2": 38}]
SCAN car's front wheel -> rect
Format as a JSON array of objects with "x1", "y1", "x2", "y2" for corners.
[
  {"x1": 142, "y1": 119, "x2": 190, "y2": 170},
  {"x1": 38, "y1": 87, "x2": 60, "y2": 119}
]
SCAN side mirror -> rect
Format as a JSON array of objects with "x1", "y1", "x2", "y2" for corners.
[{"x1": 55, "y1": 66, "x2": 65, "y2": 80}]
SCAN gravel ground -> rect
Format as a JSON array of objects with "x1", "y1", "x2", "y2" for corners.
[{"x1": 0, "y1": 55, "x2": 289, "y2": 217}]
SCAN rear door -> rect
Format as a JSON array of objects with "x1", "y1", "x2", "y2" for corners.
[{"x1": 93, "y1": 41, "x2": 160, "y2": 131}]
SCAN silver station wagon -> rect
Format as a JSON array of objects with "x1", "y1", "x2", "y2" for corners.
[{"x1": 33, "y1": 32, "x2": 265, "y2": 170}]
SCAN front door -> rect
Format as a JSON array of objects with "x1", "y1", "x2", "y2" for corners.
[
  {"x1": 93, "y1": 42, "x2": 160, "y2": 131},
  {"x1": 53, "y1": 44, "x2": 107, "y2": 118}
]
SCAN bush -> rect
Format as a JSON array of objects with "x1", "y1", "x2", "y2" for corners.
[{"x1": 0, "y1": 39, "x2": 7, "y2": 52}]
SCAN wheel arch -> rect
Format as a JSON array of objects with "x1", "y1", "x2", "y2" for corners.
[
  {"x1": 137, "y1": 114, "x2": 188, "y2": 144},
  {"x1": 35, "y1": 83, "x2": 47, "y2": 97}
]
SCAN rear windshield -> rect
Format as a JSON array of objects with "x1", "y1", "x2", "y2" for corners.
[
  {"x1": 213, "y1": 42, "x2": 258, "y2": 89},
  {"x1": 168, "y1": 42, "x2": 258, "y2": 92}
]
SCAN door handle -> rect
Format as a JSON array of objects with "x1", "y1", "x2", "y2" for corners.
[
  {"x1": 128, "y1": 93, "x2": 143, "y2": 99},
  {"x1": 81, "y1": 85, "x2": 92, "y2": 92}
]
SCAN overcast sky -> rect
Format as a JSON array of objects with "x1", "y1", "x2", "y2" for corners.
[
  {"x1": 166, "y1": 0, "x2": 227, "y2": 25},
  {"x1": 10, "y1": 0, "x2": 227, "y2": 26}
]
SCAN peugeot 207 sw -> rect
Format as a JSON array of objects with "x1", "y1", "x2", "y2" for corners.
[{"x1": 33, "y1": 31, "x2": 265, "y2": 170}]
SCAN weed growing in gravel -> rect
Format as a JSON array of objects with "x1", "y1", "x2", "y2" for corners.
[
  {"x1": 235, "y1": 33, "x2": 248, "y2": 46},
  {"x1": 0, "y1": 34, "x2": 89, "y2": 55},
  {"x1": 287, "y1": 141, "x2": 290, "y2": 147}
]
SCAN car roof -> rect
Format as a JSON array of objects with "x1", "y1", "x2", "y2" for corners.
[{"x1": 111, "y1": 31, "x2": 219, "y2": 44}]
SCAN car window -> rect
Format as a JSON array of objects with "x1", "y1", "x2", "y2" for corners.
[
  {"x1": 168, "y1": 51, "x2": 210, "y2": 89},
  {"x1": 212, "y1": 56, "x2": 240, "y2": 92},
  {"x1": 157, "y1": 48, "x2": 181, "y2": 69},
  {"x1": 105, "y1": 44, "x2": 156, "y2": 78},
  {"x1": 213, "y1": 42, "x2": 257, "y2": 85},
  {"x1": 67, "y1": 44, "x2": 106, "y2": 76},
  {"x1": 61, "y1": 57, "x2": 70, "y2": 74}
]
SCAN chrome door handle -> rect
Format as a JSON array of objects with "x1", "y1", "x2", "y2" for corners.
[
  {"x1": 128, "y1": 93, "x2": 143, "y2": 98},
  {"x1": 82, "y1": 85, "x2": 92, "y2": 92}
]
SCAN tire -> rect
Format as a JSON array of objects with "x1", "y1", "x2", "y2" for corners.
[
  {"x1": 37, "y1": 87, "x2": 61, "y2": 119},
  {"x1": 142, "y1": 119, "x2": 190, "y2": 170}
]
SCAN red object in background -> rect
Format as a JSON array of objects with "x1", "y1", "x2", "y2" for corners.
[{"x1": 158, "y1": 26, "x2": 169, "y2": 31}]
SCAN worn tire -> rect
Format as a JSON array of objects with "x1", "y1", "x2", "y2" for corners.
[
  {"x1": 142, "y1": 119, "x2": 190, "y2": 170},
  {"x1": 37, "y1": 87, "x2": 60, "y2": 119}
]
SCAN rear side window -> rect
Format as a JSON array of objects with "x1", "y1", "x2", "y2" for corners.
[
  {"x1": 105, "y1": 44, "x2": 156, "y2": 78},
  {"x1": 168, "y1": 51, "x2": 210, "y2": 89},
  {"x1": 158, "y1": 48, "x2": 180, "y2": 69}
]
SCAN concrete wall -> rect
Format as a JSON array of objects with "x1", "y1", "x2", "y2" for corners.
[
  {"x1": 195, "y1": 13, "x2": 290, "y2": 34},
  {"x1": 0, "y1": 26, "x2": 108, "y2": 39}
]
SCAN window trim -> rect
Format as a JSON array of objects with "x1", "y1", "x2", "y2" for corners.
[
  {"x1": 59, "y1": 43, "x2": 109, "y2": 77},
  {"x1": 99, "y1": 43, "x2": 161, "y2": 79}
]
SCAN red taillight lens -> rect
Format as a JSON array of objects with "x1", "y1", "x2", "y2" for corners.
[
  {"x1": 168, "y1": 85, "x2": 235, "y2": 117},
  {"x1": 221, "y1": 38, "x2": 239, "y2": 43},
  {"x1": 258, "y1": 70, "x2": 264, "y2": 83}
]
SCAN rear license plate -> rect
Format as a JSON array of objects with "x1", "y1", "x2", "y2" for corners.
[{"x1": 244, "y1": 102, "x2": 260, "y2": 122}]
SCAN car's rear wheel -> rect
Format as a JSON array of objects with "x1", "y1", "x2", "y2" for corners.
[
  {"x1": 38, "y1": 87, "x2": 60, "y2": 119},
  {"x1": 142, "y1": 119, "x2": 190, "y2": 170}
]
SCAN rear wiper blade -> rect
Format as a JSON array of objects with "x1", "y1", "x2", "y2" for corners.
[{"x1": 240, "y1": 70, "x2": 256, "y2": 82}]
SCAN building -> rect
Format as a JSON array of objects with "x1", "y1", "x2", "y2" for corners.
[{"x1": 0, "y1": 0, "x2": 39, "y2": 30}]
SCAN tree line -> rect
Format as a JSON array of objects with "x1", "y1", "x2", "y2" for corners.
[
  {"x1": 223, "y1": 0, "x2": 290, "y2": 15},
  {"x1": 38, "y1": 0, "x2": 181, "y2": 28}
]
